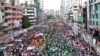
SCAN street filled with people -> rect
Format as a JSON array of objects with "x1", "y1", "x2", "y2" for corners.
[{"x1": 0, "y1": 21, "x2": 99, "y2": 56}]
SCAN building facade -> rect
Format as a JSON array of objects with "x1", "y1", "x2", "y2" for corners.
[
  {"x1": 87, "y1": 0, "x2": 100, "y2": 35},
  {"x1": 0, "y1": 0, "x2": 5, "y2": 32},
  {"x1": 55, "y1": 10, "x2": 60, "y2": 16},
  {"x1": 60, "y1": 0, "x2": 68, "y2": 20},
  {"x1": 0, "y1": 0, "x2": 23, "y2": 33},
  {"x1": 39, "y1": 0, "x2": 45, "y2": 22},
  {"x1": 88, "y1": 0, "x2": 100, "y2": 28},
  {"x1": 34, "y1": 0, "x2": 40, "y2": 24},
  {"x1": 21, "y1": 2, "x2": 37, "y2": 25}
]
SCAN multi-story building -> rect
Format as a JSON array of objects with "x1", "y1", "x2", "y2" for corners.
[
  {"x1": 0, "y1": 0, "x2": 5, "y2": 32},
  {"x1": 44, "y1": 9, "x2": 55, "y2": 16},
  {"x1": 21, "y1": 1, "x2": 37, "y2": 25},
  {"x1": 0, "y1": 0, "x2": 22, "y2": 33},
  {"x1": 39, "y1": 0, "x2": 45, "y2": 22},
  {"x1": 55, "y1": 10, "x2": 60, "y2": 16},
  {"x1": 34, "y1": 0, "x2": 40, "y2": 24},
  {"x1": 40, "y1": 0, "x2": 44, "y2": 10},
  {"x1": 60, "y1": 0, "x2": 73, "y2": 20},
  {"x1": 69, "y1": 0, "x2": 83, "y2": 21},
  {"x1": 87, "y1": 0, "x2": 100, "y2": 34},
  {"x1": 44, "y1": 9, "x2": 49, "y2": 16},
  {"x1": 87, "y1": 0, "x2": 100, "y2": 54}
]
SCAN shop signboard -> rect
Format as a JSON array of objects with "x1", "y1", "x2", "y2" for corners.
[{"x1": 77, "y1": 7, "x2": 83, "y2": 23}]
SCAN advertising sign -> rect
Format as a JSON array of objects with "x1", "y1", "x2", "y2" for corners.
[{"x1": 78, "y1": 7, "x2": 83, "y2": 23}]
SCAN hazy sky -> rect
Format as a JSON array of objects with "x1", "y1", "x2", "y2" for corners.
[
  {"x1": 19, "y1": 0, "x2": 61, "y2": 10},
  {"x1": 44, "y1": 0, "x2": 61, "y2": 10}
]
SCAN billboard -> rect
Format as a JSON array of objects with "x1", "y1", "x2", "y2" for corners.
[{"x1": 78, "y1": 7, "x2": 83, "y2": 23}]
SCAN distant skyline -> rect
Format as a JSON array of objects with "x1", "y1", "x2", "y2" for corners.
[{"x1": 19, "y1": 0, "x2": 87, "y2": 10}]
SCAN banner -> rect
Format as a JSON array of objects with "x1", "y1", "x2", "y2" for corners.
[
  {"x1": 77, "y1": 7, "x2": 83, "y2": 22},
  {"x1": 0, "y1": 10, "x2": 2, "y2": 23},
  {"x1": 78, "y1": 12, "x2": 83, "y2": 22}
]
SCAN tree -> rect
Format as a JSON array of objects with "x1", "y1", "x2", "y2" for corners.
[
  {"x1": 47, "y1": 15, "x2": 54, "y2": 20},
  {"x1": 22, "y1": 16, "x2": 31, "y2": 28}
]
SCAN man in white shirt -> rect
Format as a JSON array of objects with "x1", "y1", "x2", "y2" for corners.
[{"x1": 13, "y1": 19, "x2": 20, "y2": 30}]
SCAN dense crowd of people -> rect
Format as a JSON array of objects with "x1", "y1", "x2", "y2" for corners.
[{"x1": 0, "y1": 28, "x2": 45, "y2": 56}]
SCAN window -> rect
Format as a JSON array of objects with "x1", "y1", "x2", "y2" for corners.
[
  {"x1": 95, "y1": 4, "x2": 98, "y2": 10},
  {"x1": 94, "y1": 0, "x2": 96, "y2": 2},
  {"x1": 1, "y1": 3, "x2": 4, "y2": 6},
  {"x1": 91, "y1": 0, "x2": 93, "y2": 3},
  {"x1": 96, "y1": 13, "x2": 98, "y2": 18},
  {"x1": 93, "y1": 21, "x2": 95, "y2": 25},
  {"x1": 11, "y1": 0, "x2": 15, "y2": 5},
  {"x1": 90, "y1": 20, "x2": 92, "y2": 25},
  {"x1": 96, "y1": 22, "x2": 98, "y2": 25},
  {"x1": 93, "y1": 14, "x2": 94, "y2": 18}
]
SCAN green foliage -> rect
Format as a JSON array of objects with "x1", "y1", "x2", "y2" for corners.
[
  {"x1": 22, "y1": 16, "x2": 31, "y2": 28},
  {"x1": 47, "y1": 15, "x2": 54, "y2": 20}
]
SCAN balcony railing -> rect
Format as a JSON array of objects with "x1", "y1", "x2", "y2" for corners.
[
  {"x1": 5, "y1": 15, "x2": 13, "y2": 19},
  {"x1": 5, "y1": 4, "x2": 12, "y2": 8},
  {"x1": 5, "y1": 10, "x2": 12, "y2": 13},
  {"x1": 0, "y1": 0, "x2": 5, "y2": 3},
  {"x1": 7, "y1": 20, "x2": 13, "y2": 24},
  {"x1": 29, "y1": 17, "x2": 35, "y2": 18}
]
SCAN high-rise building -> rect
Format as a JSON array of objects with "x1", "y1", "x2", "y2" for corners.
[
  {"x1": 40, "y1": 0, "x2": 43, "y2": 10},
  {"x1": 39, "y1": 0, "x2": 45, "y2": 22},
  {"x1": 21, "y1": 1, "x2": 37, "y2": 25},
  {"x1": 44, "y1": 9, "x2": 55, "y2": 16},
  {"x1": 60, "y1": 0, "x2": 71, "y2": 20},
  {"x1": 87, "y1": 0, "x2": 100, "y2": 34},
  {"x1": 34, "y1": 0, "x2": 40, "y2": 24}
]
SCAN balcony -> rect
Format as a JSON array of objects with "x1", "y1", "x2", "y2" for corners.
[
  {"x1": 29, "y1": 17, "x2": 35, "y2": 18},
  {"x1": 27, "y1": 10, "x2": 34, "y2": 12},
  {"x1": 12, "y1": 11, "x2": 16, "y2": 13},
  {"x1": 17, "y1": 11, "x2": 22, "y2": 14},
  {"x1": 0, "y1": 0, "x2": 5, "y2": 3},
  {"x1": 7, "y1": 20, "x2": 13, "y2": 24},
  {"x1": 4, "y1": 25, "x2": 13, "y2": 31},
  {"x1": 5, "y1": 10, "x2": 12, "y2": 13},
  {"x1": 12, "y1": 16, "x2": 17, "y2": 18},
  {"x1": 0, "y1": 4, "x2": 4, "y2": 9},
  {"x1": 16, "y1": 16, "x2": 22, "y2": 18},
  {"x1": 27, "y1": 14, "x2": 34, "y2": 15},
  {"x1": 13, "y1": 5, "x2": 18, "y2": 8},
  {"x1": 5, "y1": 15, "x2": 13, "y2": 19},
  {"x1": 8, "y1": 25, "x2": 13, "y2": 30},
  {"x1": 2, "y1": 23, "x2": 8, "y2": 27},
  {"x1": 19, "y1": 20, "x2": 22, "y2": 22},
  {"x1": 5, "y1": 4, "x2": 12, "y2": 8},
  {"x1": 19, "y1": 11, "x2": 23, "y2": 14}
]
